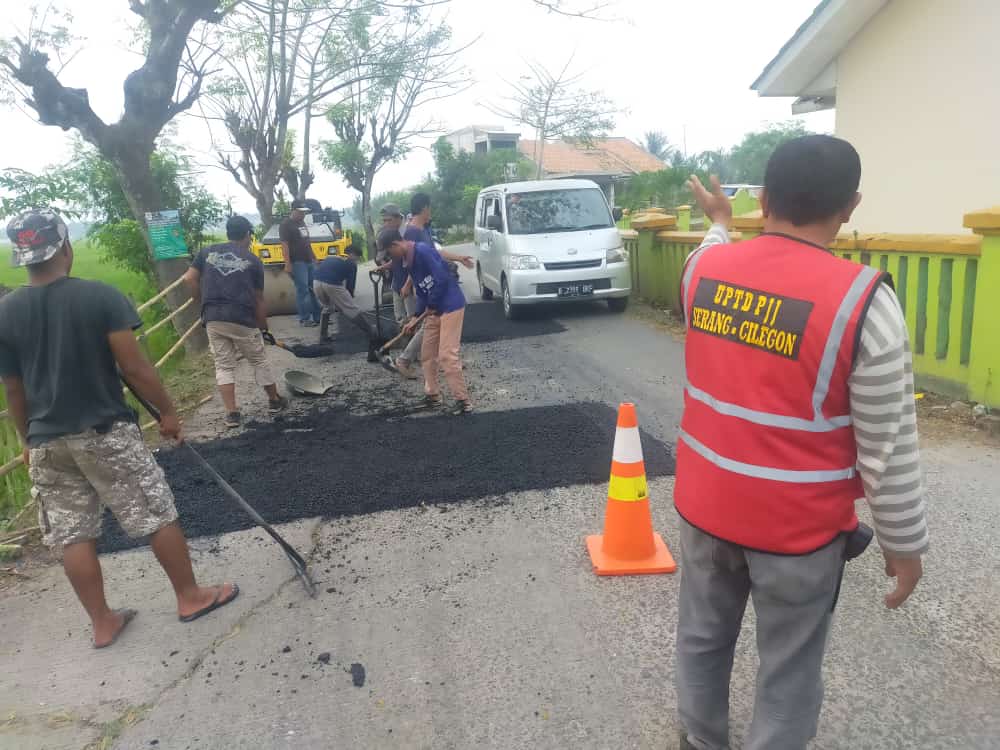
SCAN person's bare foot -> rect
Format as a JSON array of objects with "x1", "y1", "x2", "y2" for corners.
[
  {"x1": 93, "y1": 608, "x2": 138, "y2": 649},
  {"x1": 177, "y1": 583, "x2": 240, "y2": 622}
]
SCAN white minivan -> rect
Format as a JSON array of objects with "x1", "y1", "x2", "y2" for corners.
[{"x1": 473, "y1": 179, "x2": 630, "y2": 319}]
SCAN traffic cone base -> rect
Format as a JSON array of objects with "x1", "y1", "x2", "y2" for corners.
[{"x1": 586, "y1": 531, "x2": 677, "y2": 576}]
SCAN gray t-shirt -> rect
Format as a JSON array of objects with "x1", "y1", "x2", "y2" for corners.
[
  {"x1": 0, "y1": 277, "x2": 141, "y2": 445},
  {"x1": 191, "y1": 242, "x2": 265, "y2": 329}
]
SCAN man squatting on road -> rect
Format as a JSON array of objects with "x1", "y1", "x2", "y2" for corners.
[
  {"x1": 673, "y1": 136, "x2": 927, "y2": 750},
  {"x1": 183, "y1": 215, "x2": 288, "y2": 430},
  {"x1": 312, "y1": 243, "x2": 384, "y2": 362},
  {"x1": 380, "y1": 193, "x2": 474, "y2": 379},
  {"x1": 0, "y1": 209, "x2": 239, "y2": 649},
  {"x1": 378, "y1": 226, "x2": 473, "y2": 415}
]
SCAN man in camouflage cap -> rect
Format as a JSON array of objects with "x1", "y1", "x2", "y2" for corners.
[{"x1": 0, "y1": 208, "x2": 239, "y2": 649}]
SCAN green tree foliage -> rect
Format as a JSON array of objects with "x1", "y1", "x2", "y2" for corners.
[
  {"x1": 642, "y1": 131, "x2": 675, "y2": 162},
  {"x1": 427, "y1": 140, "x2": 534, "y2": 229},
  {"x1": 319, "y1": 8, "x2": 466, "y2": 257},
  {"x1": 726, "y1": 121, "x2": 812, "y2": 183},
  {"x1": 0, "y1": 143, "x2": 223, "y2": 279},
  {"x1": 354, "y1": 140, "x2": 534, "y2": 237},
  {"x1": 617, "y1": 167, "x2": 705, "y2": 212}
]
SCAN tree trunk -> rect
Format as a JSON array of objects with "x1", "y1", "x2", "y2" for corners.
[
  {"x1": 361, "y1": 187, "x2": 376, "y2": 260},
  {"x1": 257, "y1": 188, "x2": 276, "y2": 229},
  {"x1": 113, "y1": 145, "x2": 207, "y2": 353},
  {"x1": 298, "y1": 104, "x2": 315, "y2": 200}
]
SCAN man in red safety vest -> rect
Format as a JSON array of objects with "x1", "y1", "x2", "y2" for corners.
[{"x1": 674, "y1": 136, "x2": 927, "y2": 750}]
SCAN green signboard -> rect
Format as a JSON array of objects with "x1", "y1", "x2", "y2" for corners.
[{"x1": 145, "y1": 210, "x2": 189, "y2": 260}]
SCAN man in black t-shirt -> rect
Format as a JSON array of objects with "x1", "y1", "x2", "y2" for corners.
[
  {"x1": 184, "y1": 215, "x2": 287, "y2": 429},
  {"x1": 279, "y1": 200, "x2": 321, "y2": 326},
  {"x1": 0, "y1": 208, "x2": 238, "y2": 649}
]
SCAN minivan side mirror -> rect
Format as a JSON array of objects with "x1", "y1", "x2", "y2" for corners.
[
  {"x1": 612, "y1": 207, "x2": 624, "y2": 222},
  {"x1": 486, "y1": 215, "x2": 503, "y2": 231}
]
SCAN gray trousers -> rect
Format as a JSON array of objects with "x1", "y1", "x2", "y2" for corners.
[
  {"x1": 392, "y1": 290, "x2": 423, "y2": 364},
  {"x1": 676, "y1": 519, "x2": 846, "y2": 750},
  {"x1": 314, "y1": 280, "x2": 376, "y2": 339}
]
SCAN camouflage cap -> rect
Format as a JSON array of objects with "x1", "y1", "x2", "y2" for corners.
[
  {"x1": 6, "y1": 209, "x2": 69, "y2": 267},
  {"x1": 380, "y1": 203, "x2": 403, "y2": 218}
]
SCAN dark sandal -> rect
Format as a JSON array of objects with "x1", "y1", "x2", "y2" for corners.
[
  {"x1": 179, "y1": 583, "x2": 240, "y2": 623},
  {"x1": 93, "y1": 608, "x2": 138, "y2": 649}
]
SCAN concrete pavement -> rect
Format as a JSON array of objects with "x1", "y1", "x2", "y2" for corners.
[{"x1": 3, "y1": 253, "x2": 999, "y2": 749}]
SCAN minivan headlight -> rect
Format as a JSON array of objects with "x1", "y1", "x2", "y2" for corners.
[
  {"x1": 606, "y1": 247, "x2": 627, "y2": 264},
  {"x1": 509, "y1": 254, "x2": 540, "y2": 270}
]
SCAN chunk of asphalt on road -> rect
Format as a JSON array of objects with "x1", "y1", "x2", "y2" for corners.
[
  {"x1": 350, "y1": 663, "x2": 366, "y2": 687},
  {"x1": 99, "y1": 403, "x2": 675, "y2": 552}
]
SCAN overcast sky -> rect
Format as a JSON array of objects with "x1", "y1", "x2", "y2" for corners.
[{"x1": 1, "y1": 0, "x2": 833, "y2": 215}]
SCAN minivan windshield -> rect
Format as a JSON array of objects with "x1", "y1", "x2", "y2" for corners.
[{"x1": 505, "y1": 189, "x2": 613, "y2": 235}]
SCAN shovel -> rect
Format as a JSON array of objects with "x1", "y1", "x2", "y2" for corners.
[
  {"x1": 261, "y1": 330, "x2": 335, "y2": 359},
  {"x1": 284, "y1": 370, "x2": 335, "y2": 397}
]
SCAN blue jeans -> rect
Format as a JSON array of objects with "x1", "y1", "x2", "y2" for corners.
[{"x1": 291, "y1": 261, "x2": 320, "y2": 323}]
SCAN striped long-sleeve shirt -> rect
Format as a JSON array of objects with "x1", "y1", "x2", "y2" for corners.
[{"x1": 689, "y1": 225, "x2": 928, "y2": 557}]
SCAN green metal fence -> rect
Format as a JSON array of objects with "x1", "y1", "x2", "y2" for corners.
[{"x1": 625, "y1": 206, "x2": 1000, "y2": 407}]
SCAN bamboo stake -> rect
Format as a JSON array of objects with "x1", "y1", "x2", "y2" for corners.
[
  {"x1": 0, "y1": 455, "x2": 24, "y2": 478},
  {"x1": 138, "y1": 298, "x2": 194, "y2": 340},
  {"x1": 136, "y1": 275, "x2": 187, "y2": 313},
  {"x1": 154, "y1": 320, "x2": 200, "y2": 369}
]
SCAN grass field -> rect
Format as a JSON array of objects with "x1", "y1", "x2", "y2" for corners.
[{"x1": 0, "y1": 241, "x2": 198, "y2": 527}]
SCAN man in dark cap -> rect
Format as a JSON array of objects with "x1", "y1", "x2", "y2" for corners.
[
  {"x1": 0, "y1": 209, "x2": 239, "y2": 649},
  {"x1": 184, "y1": 215, "x2": 288, "y2": 429},
  {"x1": 280, "y1": 199, "x2": 321, "y2": 326}
]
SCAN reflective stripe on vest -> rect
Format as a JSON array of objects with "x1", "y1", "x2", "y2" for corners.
[
  {"x1": 679, "y1": 429, "x2": 857, "y2": 483},
  {"x1": 684, "y1": 264, "x2": 880, "y2": 433}
]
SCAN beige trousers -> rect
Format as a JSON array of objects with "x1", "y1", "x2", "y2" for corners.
[
  {"x1": 206, "y1": 321, "x2": 275, "y2": 387},
  {"x1": 420, "y1": 308, "x2": 469, "y2": 402}
]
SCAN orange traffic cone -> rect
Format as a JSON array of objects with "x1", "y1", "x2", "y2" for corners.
[{"x1": 586, "y1": 403, "x2": 677, "y2": 576}]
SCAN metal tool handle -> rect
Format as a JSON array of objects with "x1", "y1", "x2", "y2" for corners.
[{"x1": 121, "y1": 378, "x2": 317, "y2": 598}]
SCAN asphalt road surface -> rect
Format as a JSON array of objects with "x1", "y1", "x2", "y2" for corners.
[{"x1": 4, "y1": 249, "x2": 1000, "y2": 750}]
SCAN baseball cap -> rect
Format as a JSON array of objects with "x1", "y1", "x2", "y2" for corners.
[
  {"x1": 226, "y1": 215, "x2": 254, "y2": 241},
  {"x1": 290, "y1": 199, "x2": 312, "y2": 213},
  {"x1": 380, "y1": 203, "x2": 404, "y2": 218},
  {"x1": 6, "y1": 208, "x2": 69, "y2": 268}
]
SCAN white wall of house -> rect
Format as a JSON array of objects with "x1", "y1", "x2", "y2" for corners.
[{"x1": 835, "y1": 0, "x2": 1000, "y2": 233}]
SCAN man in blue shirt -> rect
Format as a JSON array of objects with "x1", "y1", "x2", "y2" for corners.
[
  {"x1": 382, "y1": 193, "x2": 473, "y2": 380},
  {"x1": 313, "y1": 246, "x2": 382, "y2": 361},
  {"x1": 377, "y1": 228, "x2": 472, "y2": 415}
]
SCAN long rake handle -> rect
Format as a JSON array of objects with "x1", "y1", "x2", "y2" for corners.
[{"x1": 122, "y1": 379, "x2": 317, "y2": 597}]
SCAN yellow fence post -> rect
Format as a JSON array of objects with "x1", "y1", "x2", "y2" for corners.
[
  {"x1": 631, "y1": 213, "x2": 677, "y2": 304},
  {"x1": 732, "y1": 210, "x2": 764, "y2": 240},
  {"x1": 963, "y1": 207, "x2": 1000, "y2": 407},
  {"x1": 677, "y1": 205, "x2": 692, "y2": 232}
]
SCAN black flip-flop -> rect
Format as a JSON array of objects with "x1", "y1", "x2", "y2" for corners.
[
  {"x1": 179, "y1": 583, "x2": 240, "y2": 623},
  {"x1": 93, "y1": 608, "x2": 138, "y2": 649}
]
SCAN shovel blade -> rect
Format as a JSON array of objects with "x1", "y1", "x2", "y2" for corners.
[{"x1": 284, "y1": 370, "x2": 329, "y2": 397}]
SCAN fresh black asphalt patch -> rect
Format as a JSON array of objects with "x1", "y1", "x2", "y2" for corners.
[
  {"x1": 98, "y1": 402, "x2": 675, "y2": 553},
  {"x1": 284, "y1": 300, "x2": 567, "y2": 355}
]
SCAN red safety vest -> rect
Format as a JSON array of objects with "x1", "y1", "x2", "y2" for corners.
[{"x1": 674, "y1": 233, "x2": 886, "y2": 554}]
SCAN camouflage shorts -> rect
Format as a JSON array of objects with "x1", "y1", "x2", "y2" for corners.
[{"x1": 28, "y1": 421, "x2": 178, "y2": 550}]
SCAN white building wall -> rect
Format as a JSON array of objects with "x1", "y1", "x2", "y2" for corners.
[{"x1": 835, "y1": 0, "x2": 1000, "y2": 233}]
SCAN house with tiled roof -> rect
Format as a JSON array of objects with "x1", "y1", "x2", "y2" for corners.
[
  {"x1": 753, "y1": 0, "x2": 999, "y2": 233},
  {"x1": 517, "y1": 137, "x2": 666, "y2": 204}
]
